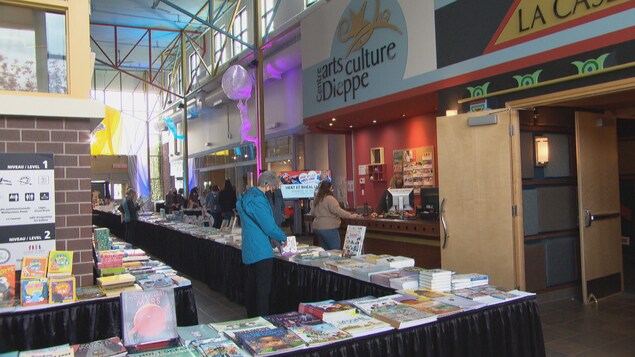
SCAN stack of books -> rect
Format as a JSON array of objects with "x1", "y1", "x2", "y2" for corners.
[
  {"x1": 298, "y1": 299, "x2": 357, "y2": 323},
  {"x1": 375, "y1": 255, "x2": 415, "y2": 269},
  {"x1": 419, "y1": 269, "x2": 453, "y2": 292},
  {"x1": 370, "y1": 269, "x2": 418, "y2": 288},
  {"x1": 96, "y1": 250, "x2": 125, "y2": 277},
  {"x1": 451, "y1": 273, "x2": 489, "y2": 290},
  {"x1": 97, "y1": 273, "x2": 140, "y2": 297},
  {"x1": 351, "y1": 264, "x2": 398, "y2": 282},
  {"x1": 94, "y1": 227, "x2": 111, "y2": 251}
]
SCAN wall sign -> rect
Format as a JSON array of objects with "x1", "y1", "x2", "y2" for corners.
[{"x1": 0, "y1": 153, "x2": 56, "y2": 268}]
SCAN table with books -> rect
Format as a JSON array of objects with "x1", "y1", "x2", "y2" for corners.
[{"x1": 90, "y1": 210, "x2": 545, "y2": 356}]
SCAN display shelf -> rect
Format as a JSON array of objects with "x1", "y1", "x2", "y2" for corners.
[{"x1": 368, "y1": 164, "x2": 385, "y2": 182}]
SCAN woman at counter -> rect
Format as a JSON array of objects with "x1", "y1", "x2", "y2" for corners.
[
  {"x1": 371, "y1": 173, "x2": 414, "y2": 218},
  {"x1": 310, "y1": 181, "x2": 360, "y2": 250}
]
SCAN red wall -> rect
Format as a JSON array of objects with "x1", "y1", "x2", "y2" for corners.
[{"x1": 351, "y1": 114, "x2": 437, "y2": 211}]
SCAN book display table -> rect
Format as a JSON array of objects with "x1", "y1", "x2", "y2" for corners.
[
  {"x1": 91, "y1": 210, "x2": 545, "y2": 357},
  {"x1": 0, "y1": 285, "x2": 197, "y2": 352}
]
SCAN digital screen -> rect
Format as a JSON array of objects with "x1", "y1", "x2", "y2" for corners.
[{"x1": 279, "y1": 170, "x2": 330, "y2": 199}]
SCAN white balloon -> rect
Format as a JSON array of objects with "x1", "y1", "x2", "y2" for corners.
[{"x1": 222, "y1": 65, "x2": 253, "y2": 100}]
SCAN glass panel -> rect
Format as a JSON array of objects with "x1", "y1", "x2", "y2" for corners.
[{"x1": 0, "y1": 4, "x2": 67, "y2": 93}]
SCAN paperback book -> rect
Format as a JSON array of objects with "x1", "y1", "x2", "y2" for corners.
[
  {"x1": 129, "y1": 346, "x2": 199, "y2": 357},
  {"x1": 71, "y1": 336, "x2": 127, "y2": 357},
  {"x1": 20, "y1": 256, "x2": 48, "y2": 279},
  {"x1": 76, "y1": 285, "x2": 106, "y2": 300},
  {"x1": 21, "y1": 278, "x2": 49, "y2": 306},
  {"x1": 289, "y1": 322, "x2": 353, "y2": 346},
  {"x1": 120, "y1": 288, "x2": 179, "y2": 351},
  {"x1": 19, "y1": 343, "x2": 73, "y2": 357},
  {"x1": 47, "y1": 250, "x2": 74, "y2": 278},
  {"x1": 264, "y1": 311, "x2": 321, "y2": 329},
  {"x1": 352, "y1": 296, "x2": 402, "y2": 316},
  {"x1": 195, "y1": 339, "x2": 248, "y2": 357},
  {"x1": 298, "y1": 299, "x2": 357, "y2": 322},
  {"x1": 234, "y1": 327, "x2": 306, "y2": 356},
  {"x1": 342, "y1": 225, "x2": 366, "y2": 257},
  {"x1": 210, "y1": 316, "x2": 276, "y2": 340},
  {"x1": 410, "y1": 299, "x2": 463, "y2": 317},
  {"x1": 433, "y1": 295, "x2": 486, "y2": 311},
  {"x1": 177, "y1": 324, "x2": 222, "y2": 346},
  {"x1": 371, "y1": 304, "x2": 437, "y2": 329},
  {"x1": 0, "y1": 264, "x2": 16, "y2": 305},
  {"x1": 327, "y1": 313, "x2": 394, "y2": 337},
  {"x1": 48, "y1": 276, "x2": 76, "y2": 304}
]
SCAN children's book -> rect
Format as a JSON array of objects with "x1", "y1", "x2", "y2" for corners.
[
  {"x1": 280, "y1": 236, "x2": 298, "y2": 256},
  {"x1": 264, "y1": 311, "x2": 322, "y2": 329},
  {"x1": 0, "y1": 264, "x2": 16, "y2": 305},
  {"x1": 94, "y1": 227, "x2": 112, "y2": 251},
  {"x1": 210, "y1": 317, "x2": 275, "y2": 340},
  {"x1": 120, "y1": 288, "x2": 179, "y2": 351},
  {"x1": 297, "y1": 299, "x2": 357, "y2": 322},
  {"x1": 21, "y1": 278, "x2": 48, "y2": 306},
  {"x1": 129, "y1": 346, "x2": 199, "y2": 356},
  {"x1": 327, "y1": 313, "x2": 394, "y2": 337},
  {"x1": 433, "y1": 295, "x2": 486, "y2": 311},
  {"x1": 352, "y1": 296, "x2": 402, "y2": 316},
  {"x1": 19, "y1": 343, "x2": 73, "y2": 357},
  {"x1": 195, "y1": 339, "x2": 248, "y2": 357},
  {"x1": 71, "y1": 336, "x2": 127, "y2": 357},
  {"x1": 288, "y1": 322, "x2": 353, "y2": 346},
  {"x1": 20, "y1": 256, "x2": 48, "y2": 279},
  {"x1": 410, "y1": 299, "x2": 463, "y2": 317},
  {"x1": 102, "y1": 284, "x2": 143, "y2": 298},
  {"x1": 47, "y1": 250, "x2": 74, "y2": 278},
  {"x1": 234, "y1": 327, "x2": 306, "y2": 356},
  {"x1": 97, "y1": 273, "x2": 136, "y2": 288},
  {"x1": 177, "y1": 324, "x2": 222, "y2": 346},
  {"x1": 76, "y1": 285, "x2": 107, "y2": 300},
  {"x1": 48, "y1": 276, "x2": 76, "y2": 304},
  {"x1": 371, "y1": 304, "x2": 437, "y2": 329},
  {"x1": 342, "y1": 225, "x2": 366, "y2": 257},
  {"x1": 398, "y1": 289, "x2": 452, "y2": 300}
]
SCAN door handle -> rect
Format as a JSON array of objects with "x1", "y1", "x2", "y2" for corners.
[
  {"x1": 584, "y1": 209, "x2": 620, "y2": 228},
  {"x1": 440, "y1": 198, "x2": 449, "y2": 248}
]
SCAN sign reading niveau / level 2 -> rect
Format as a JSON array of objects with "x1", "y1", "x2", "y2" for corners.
[{"x1": 0, "y1": 153, "x2": 56, "y2": 268}]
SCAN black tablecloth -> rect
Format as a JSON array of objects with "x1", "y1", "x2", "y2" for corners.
[
  {"x1": 91, "y1": 211, "x2": 546, "y2": 357},
  {"x1": 0, "y1": 286, "x2": 197, "y2": 352}
]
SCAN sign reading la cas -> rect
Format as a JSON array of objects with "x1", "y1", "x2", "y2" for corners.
[
  {"x1": 316, "y1": 0, "x2": 403, "y2": 104},
  {"x1": 489, "y1": 0, "x2": 631, "y2": 50}
]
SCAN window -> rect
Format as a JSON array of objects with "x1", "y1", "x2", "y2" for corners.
[
  {"x1": 0, "y1": 4, "x2": 67, "y2": 93},
  {"x1": 305, "y1": 0, "x2": 318, "y2": 8},
  {"x1": 261, "y1": 0, "x2": 275, "y2": 35},
  {"x1": 167, "y1": 73, "x2": 174, "y2": 103},
  {"x1": 189, "y1": 52, "x2": 200, "y2": 86},
  {"x1": 232, "y1": 8, "x2": 248, "y2": 56},
  {"x1": 213, "y1": 26, "x2": 227, "y2": 64}
]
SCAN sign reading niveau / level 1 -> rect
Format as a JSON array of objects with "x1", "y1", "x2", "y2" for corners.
[{"x1": 0, "y1": 153, "x2": 56, "y2": 268}]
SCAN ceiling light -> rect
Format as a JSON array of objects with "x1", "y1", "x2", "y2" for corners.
[
  {"x1": 329, "y1": 123, "x2": 333, "y2": 126},
  {"x1": 402, "y1": 114, "x2": 406, "y2": 118},
  {"x1": 372, "y1": 120, "x2": 377, "y2": 124},
  {"x1": 331, "y1": 117, "x2": 336, "y2": 121},
  {"x1": 349, "y1": 125, "x2": 353, "y2": 128}
]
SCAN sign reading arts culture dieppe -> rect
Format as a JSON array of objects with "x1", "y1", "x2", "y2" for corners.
[{"x1": 0, "y1": 153, "x2": 56, "y2": 268}]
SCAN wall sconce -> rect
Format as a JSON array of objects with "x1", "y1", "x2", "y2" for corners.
[
  {"x1": 445, "y1": 109, "x2": 458, "y2": 116},
  {"x1": 535, "y1": 136, "x2": 549, "y2": 166}
]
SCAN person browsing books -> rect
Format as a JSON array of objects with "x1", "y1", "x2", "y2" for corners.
[
  {"x1": 236, "y1": 171, "x2": 287, "y2": 317},
  {"x1": 118, "y1": 188, "x2": 140, "y2": 243},
  {"x1": 310, "y1": 180, "x2": 360, "y2": 250}
]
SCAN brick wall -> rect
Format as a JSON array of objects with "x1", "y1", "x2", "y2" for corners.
[{"x1": 0, "y1": 116, "x2": 94, "y2": 286}]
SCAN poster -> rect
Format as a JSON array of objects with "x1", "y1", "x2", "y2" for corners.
[
  {"x1": 279, "y1": 170, "x2": 330, "y2": 199},
  {"x1": 0, "y1": 153, "x2": 56, "y2": 268}
]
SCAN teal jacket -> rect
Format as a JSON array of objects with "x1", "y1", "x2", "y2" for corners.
[{"x1": 237, "y1": 187, "x2": 287, "y2": 264}]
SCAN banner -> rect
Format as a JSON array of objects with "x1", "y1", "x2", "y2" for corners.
[{"x1": 279, "y1": 170, "x2": 330, "y2": 199}]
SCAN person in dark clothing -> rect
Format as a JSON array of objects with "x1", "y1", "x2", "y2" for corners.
[
  {"x1": 118, "y1": 188, "x2": 140, "y2": 243},
  {"x1": 219, "y1": 179, "x2": 237, "y2": 223},
  {"x1": 374, "y1": 174, "x2": 405, "y2": 216},
  {"x1": 176, "y1": 188, "x2": 186, "y2": 211},
  {"x1": 206, "y1": 185, "x2": 222, "y2": 229},
  {"x1": 265, "y1": 188, "x2": 285, "y2": 228},
  {"x1": 165, "y1": 187, "x2": 178, "y2": 213}
]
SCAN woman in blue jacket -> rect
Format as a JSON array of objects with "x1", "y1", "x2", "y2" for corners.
[{"x1": 236, "y1": 171, "x2": 287, "y2": 317}]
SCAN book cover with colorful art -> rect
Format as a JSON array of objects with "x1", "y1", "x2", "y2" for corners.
[
  {"x1": 71, "y1": 336, "x2": 127, "y2": 357},
  {"x1": 21, "y1": 278, "x2": 49, "y2": 306},
  {"x1": 195, "y1": 339, "x2": 248, "y2": 357},
  {"x1": 20, "y1": 256, "x2": 48, "y2": 279},
  {"x1": 234, "y1": 327, "x2": 306, "y2": 356},
  {"x1": 121, "y1": 288, "x2": 178, "y2": 350},
  {"x1": 0, "y1": 264, "x2": 16, "y2": 306},
  {"x1": 47, "y1": 251, "x2": 73, "y2": 278},
  {"x1": 48, "y1": 276, "x2": 76, "y2": 304},
  {"x1": 298, "y1": 299, "x2": 357, "y2": 322},
  {"x1": 288, "y1": 322, "x2": 352, "y2": 346},
  {"x1": 264, "y1": 311, "x2": 321, "y2": 329}
]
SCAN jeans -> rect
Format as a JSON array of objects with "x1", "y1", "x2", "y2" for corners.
[
  {"x1": 244, "y1": 258, "x2": 273, "y2": 318},
  {"x1": 314, "y1": 228, "x2": 341, "y2": 250}
]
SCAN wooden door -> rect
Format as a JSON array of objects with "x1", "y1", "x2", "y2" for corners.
[
  {"x1": 437, "y1": 109, "x2": 524, "y2": 289},
  {"x1": 576, "y1": 111, "x2": 623, "y2": 303}
]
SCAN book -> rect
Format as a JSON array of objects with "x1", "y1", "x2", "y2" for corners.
[
  {"x1": 210, "y1": 317, "x2": 276, "y2": 340},
  {"x1": 327, "y1": 313, "x2": 394, "y2": 337},
  {"x1": 103, "y1": 284, "x2": 143, "y2": 298},
  {"x1": 289, "y1": 322, "x2": 353, "y2": 346},
  {"x1": 71, "y1": 336, "x2": 127, "y2": 357},
  {"x1": 352, "y1": 296, "x2": 402, "y2": 316},
  {"x1": 195, "y1": 339, "x2": 248, "y2": 357},
  {"x1": 47, "y1": 250, "x2": 74, "y2": 278},
  {"x1": 351, "y1": 265, "x2": 398, "y2": 282},
  {"x1": 94, "y1": 227, "x2": 112, "y2": 251},
  {"x1": 120, "y1": 288, "x2": 179, "y2": 350},
  {"x1": 389, "y1": 275, "x2": 419, "y2": 290},
  {"x1": 234, "y1": 327, "x2": 306, "y2": 356},
  {"x1": 48, "y1": 276, "x2": 76, "y2": 304},
  {"x1": 399, "y1": 289, "x2": 452, "y2": 300},
  {"x1": 76, "y1": 285, "x2": 106, "y2": 300},
  {"x1": 433, "y1": 295, "x2": 486, "y2": 311},
  {"x1": 264, "y1": 311, "x2": 322, "y2": 329},
  {"x1": 342, "y1": 225, "x2": 366, "y2": 257},
  {"x1": 375, "y1": 255, "x2": 415, "y2": 269},
  {"x1": 20, "y1": 256, "x2": 48, "y2": 279},
  {"x1": 298, "y1": 299, "x2": 357, "y2": 322},
  {"x1": 21, "y1": 278, "x2": 48, "y2": 306},
  {"x1": 98, "y1": 267, "x2": 127, "y2": 277},
  {"x1": 410, "y1": 299, "x2": 463, "y2": 317},
  {"x1": 280, "y1": 236, "x2": 297, "y2": 256},
  {"x1": 97, "y1": 251, "x2": 125, "y2": 269},
  {"x1": 0, "y1": 264, "x2": 16, "y2": 305},
  {"x1": 177, "y1": 324, "x2": 222, "y2": 346},
  {"x1": 371, "y1": 304, "x2": 437, "y2": 329},
  {"x1": 19, "y1": 343, "x2": 73, "y2": 357},
  {"x1": 130, "y1": 346, "x2": 199, "y2": 356},
  {"x1": 170, "y1": 275, "x2": 192, "y2": 287},
  {"x1": 97, "y1": 273, "x2": 136, "y2": 288}
]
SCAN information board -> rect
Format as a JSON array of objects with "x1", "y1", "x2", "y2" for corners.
[{"x1": 0, "y1": 153, "x2": 56, "y2": 268}]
